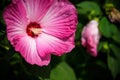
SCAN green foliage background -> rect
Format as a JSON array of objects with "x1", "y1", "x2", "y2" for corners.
[{"x1": 0, "y1": 0, "x2": 120, "y2": 80}]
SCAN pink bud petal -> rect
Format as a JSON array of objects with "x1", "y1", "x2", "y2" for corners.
[{"x1": 81, "y1": 20, "x2": 100, "y2": 57}]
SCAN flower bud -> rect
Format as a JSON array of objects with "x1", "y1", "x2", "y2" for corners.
[
  {"x1": 108, "y1": 8, "x2": 120, "y2": 24},
  {"x1": 81, "y1": 20, "x2": 100, "y2": 57}
]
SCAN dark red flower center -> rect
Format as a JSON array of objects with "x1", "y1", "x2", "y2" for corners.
[{"x1": 26, "y1": 22, "x2": 41, "y2": 37}]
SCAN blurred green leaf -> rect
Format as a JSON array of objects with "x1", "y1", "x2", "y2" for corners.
[
  {"x1": 98, "y1": 41, "x2": 110, "y2": 53},
  {"x1": 108, "y1": 44, "x2": 120, "y2": 78},
  {"x1": 95, "y1": 60, "x2": 107, "y2": 69},
  {"x1": 99, "y1": 17, "x2": 118, "y2": 38},
  {"x1": 75, "y1": 22, "x2": 83, "y2": 41},
  {"x1": 98, "y1": 41, "x2": 105, "y2": 51},
  {"x1": 77, "y1": 1, "x2": 102, "y2": 15},
  {"x1": 23, "y1": 63, "x2": 50, "y2": 80},
  {"x1": 10, "y1": 53, "x2": 21, "y2": 65},
  {"x1": 105, "y1": 0, "x2": 120, "y2": 10},
  {"x1": 112, "y1": 31, "x2": 120, "y2": 44},
  {"x1": 50, "y1": 62, "x2": 76, "y2": 80}
]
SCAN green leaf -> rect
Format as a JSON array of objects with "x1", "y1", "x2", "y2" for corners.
[
  {"x1": 112, "y1": 31, "x2": 120, "y2": 44},
  {"x1": 10, "y1": 53, "x2": 21, "y2": 65},
  {"x1": 98, "y1": 41, "x2": 109, "y2": 52},
  {"x1": 99, "y1": 17, "x2": 118, "y2": 38},
  {"x1": 105, "y1": 0, "x2": 120, "y2": 10},
  {"x1": 77, "y1": 1, "x2": 102, "y2": 15},
  {"x1": 108, "y1": 44, "x2": 120, "y2": 78},
  {"x1": 50, "y1": 62, "x2": 76, "y2": 80},
  {"x1": 75, "y1": 22, "x2": 83, "y2": 41},
  {"x1": 21, "y1": 60, "x2": 50, "y2": 80}
]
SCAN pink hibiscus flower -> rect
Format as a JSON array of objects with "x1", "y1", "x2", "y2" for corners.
[
  {"x1": 3, "y1": 0, "x2": 77, "y2": 66},
  {"x1": 81, "y1": 20, "x2": 100, "y2": 57}
]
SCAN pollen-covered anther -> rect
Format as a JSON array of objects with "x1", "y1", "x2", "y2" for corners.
[
  {"x1": 26, "y1": 22, "x2": 41, "y2": 37},
  {"x1": 31, "y1": 28, "x2": 41, "y2": 35}
]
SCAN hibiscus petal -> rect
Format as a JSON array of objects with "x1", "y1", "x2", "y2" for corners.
[
  {"x1": 3, "y1": 0, "x2": 28, "y2": 41},
  {"x1": 36, "y1": 33, "x2": 73, "y2": 57},
  {"x1": 22, "y1": 0, "x2": 53, "y2": 22},
  {"x1": 12, "y1": 0, "x2": 19, "y2": 3},
  {"x1": 13, "y1": 34, "x2": 50, "y2": 66},
  {"x1": 65, "y1": 34, "x2": 75, "y2": 53},
  {"x1": 3, "y1": 0, "x2": 27, "y2": 28},
  {"x1": 40, "y1": 0, "x2": 77, "y2": 39}
]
